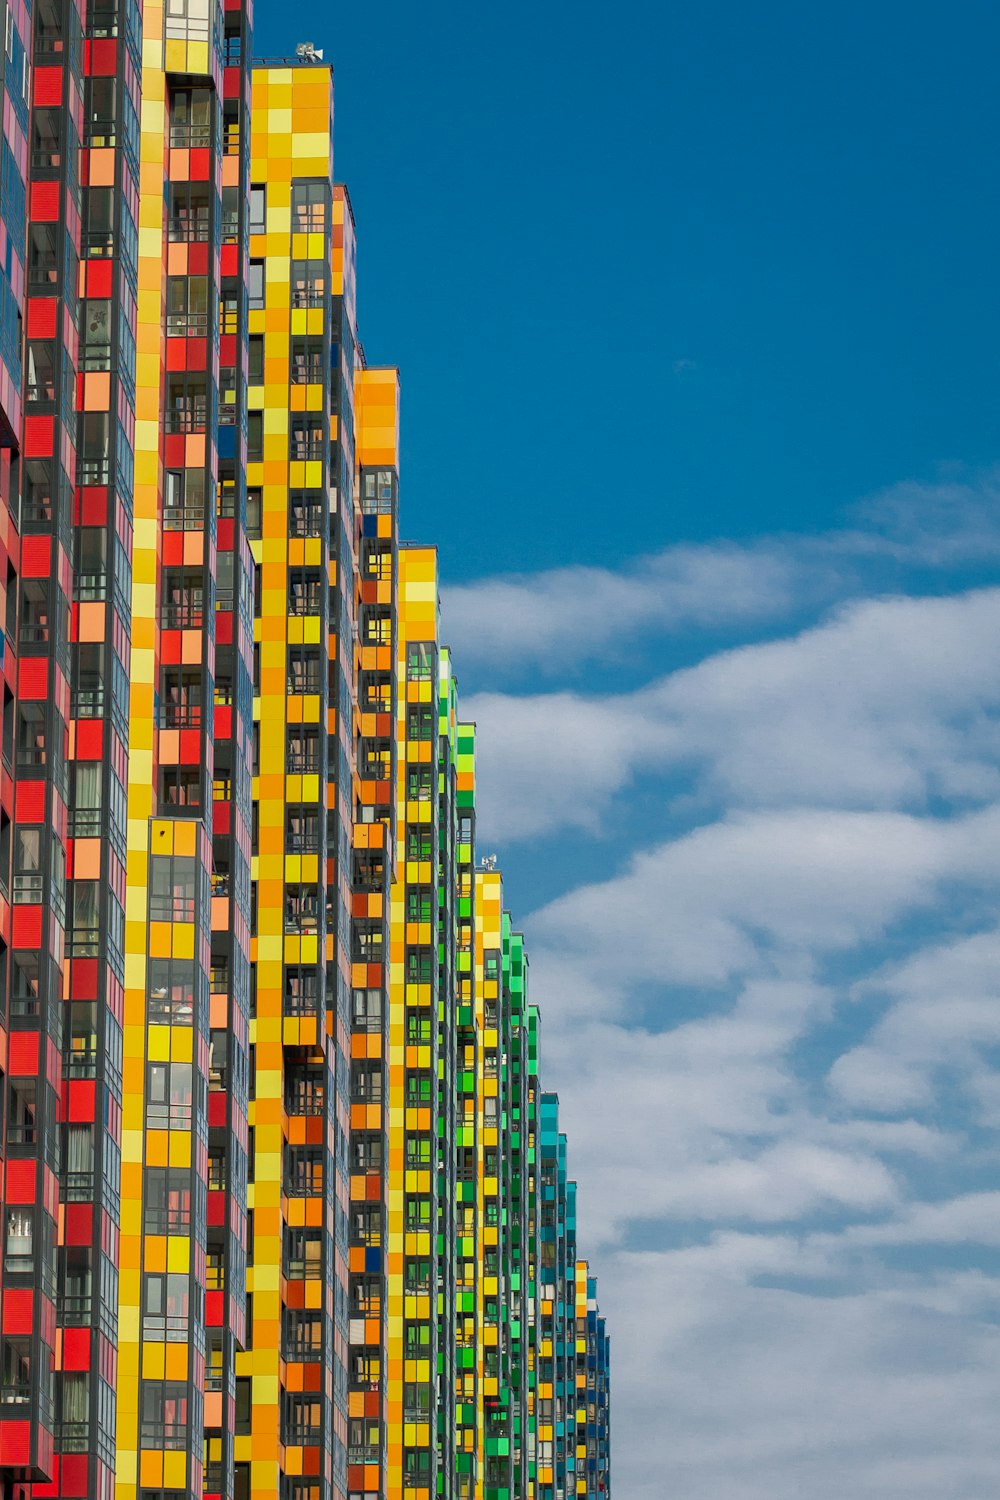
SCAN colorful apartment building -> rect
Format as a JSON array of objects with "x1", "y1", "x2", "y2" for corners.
[{"x1": 0, "y1": 23, "x2": 609, "y2": 1500}]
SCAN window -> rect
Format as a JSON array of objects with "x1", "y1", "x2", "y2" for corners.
[
  {"x1": 404, "y1": 1073, "x2": 432, "y2": 1107},
  {"x1": 289, "y1": 415, "x2": 324, "y2": 462},
  {"x1": 7, "y1": 1082, "x2": 36, "y2": 1146},
  {"x1": 144, "y1": 1167, "x2": 191, "y2": 1235},
  {"x1": 249, "y1": 184, "x2": 266, "y2": 232},
  {"x1": 285, "y1": 806, "x2": 319, "y2": 854},
  {"x1": 235, "y1": 1377, "x2": 251, "y2": 1434},
  {"x1": 406, "y1": 830, "x2": 433, "y2": 861},
  {"x1": 248, "y1": 260, "x2": 264, "y2": 309},
  {"x1": 287, "y1": 648, "x2": 320, "y2": 695},
  {"x1": 290, "y1": 340, "x2": 323, "y2": 384},
  {"x1": 405, "y1": 1011, "x2": 430, "y2": 1045},
  {"x1": 287, "y1": 568, "x2": 322, "y2": 615},
  {"x1": 170, "y1": 87, "x2": 211, "y2": 147},
  {"x1": 351, "y1": 1136, "x2": 383, "y2": 1172},
  {"x1": 406, "y1": 643, "x2": 433, "y2": 681},
  {"x1": 247, "y1": 486, "x2": 262, "y2": 536},
  {"x1": 283, "y1": 1227, "x2": 322, "y2": 1280},
  {"x1": 285, "y1": 1067, "x2": 323, "y2": 1117},
  {"x1": 286, "y1": 726, "x2": 319, "y2": 772},
  {"x1": 284, "y1": 966, "x2": 318, "y2": 1016},
  {"x1": 405, "y1": 1136, "x2": 431, "y2": 1169},
  {"x1": 168, "y1": 182, "x2": 210, "y2": 242},
  {"x1": 283, "y1": 1310, "x2": 323, "y2": 1360},
  {"x1": 247, "y1": 411, "x2": 263, "y2": 461},
  {"x1": 290, "y1": 260, "x2": 325, "y2": 309},
  {"x1": 284, "y1": 1146, "x2": 323, "y2": 1196},
  {"x1": 406, "y1": 948, "x2": 432, "y2": 984},
  {"x1": 142, "y1": 1273, "x2": 190, "y2": 1341},
  {"x1": 140, "y1": 1381, "x2": 188, "y2": 1448},
  {"x1": 349, "y1": 1418, "x2": 380, "y2": 1460},
  {"x1": 288, "y1": 491, "x2": 323, "y2": 536},
  {"x1": 147, "y1": 957, "x2": 196, "y2": 1025},
  {"x1": 282, "y1": 1393, "x2": 322, "y2": 1446},
  {"x1": 166, "y1": 275, "x2": 209, "y2": 336},
  {"x1": 163, "y1": 468, "x2": 206, "y2": 529},
  {"x1": 248, "y1": 335, "x2": 264, "y2": 383},
  {"x1": 351, "y1": 989, "x2": 382, "y2": 1032},
  {"x1": 407, "y1": 706, "x2": 434, "y2": 741},
  {"x1": 164, "y1": 375, "x2": 207, "y2": 433},
  {"x1": 4, "y1": 1209, "x2": 32, "y2": 1272},
  {"x1": 406, "y1": 770, "x2": 433, "y2": 805},
  {"x1": 405, "y1": 887, "x2": 432, "y2": 923},
  {"x1": 146, "y1": 1061, "x2": 193, "y2": 1130},
  {"x1": 291, "y1": 182, "x2": 327, "y2": 234},
  {"x1": 284, "y1": 885, "x2": 319, "y2": 934}
]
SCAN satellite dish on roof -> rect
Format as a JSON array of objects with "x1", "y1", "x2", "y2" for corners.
[{"x1": 295, "y1": 41, "x2": 324, "y2": 61}]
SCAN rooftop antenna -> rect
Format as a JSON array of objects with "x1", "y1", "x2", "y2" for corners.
[
  {"x1": 295, "y1": 41, "x2": 324, "y2": 61},
  {"x1": 480, "y1": 854, "x2": 498, "y2": 872}
]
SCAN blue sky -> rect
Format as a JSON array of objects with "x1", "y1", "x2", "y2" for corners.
[{"x1": 254, "y1": 3, "x2": 1000, "y2": 1495}]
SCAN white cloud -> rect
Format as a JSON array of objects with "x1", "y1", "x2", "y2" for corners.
[
  {"x1": 442, "y1": 471, "x2": 1000, "y2": 673},
  {"x1": 467, "y1": 587, "x2": 1000, "y2": 842},
  {"x1": 831, "y1": 927, "x2": 1000, "y2": 1114},
  {"x1": 601, "y1": 1255, "x2": 1000, "y2": 1500},
  {"x1": 442, "y1": 540, "x2": 799, "y2": 671},
  {"x1": 448, "y1": 496, "x2": 1000, "y2": 1499},
  {"x1": 527, "y1": 803, "x2": 1000, "y2": 1018}
]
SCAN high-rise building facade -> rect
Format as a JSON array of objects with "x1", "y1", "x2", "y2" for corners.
[{"x1": 0, "y1": 24, "x2": 609, "y2": 1500}]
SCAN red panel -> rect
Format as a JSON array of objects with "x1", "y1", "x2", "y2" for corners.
[
  {"x1": 215, "y1": 610, "x2": 233, "y2": 646},
  {"x1": 15, "y1": 779, "x2": 46, "y2": 822},
  {"x1": 2, "y1": 1287, "x2": 33, "y2": 1336},
  {"x1": 26, "y1": 298, "x2": 57, "y2": 339},
  {"x1": 70, "y1": 958, "x2": 99, "y2": 999},
  {"x1": 206, "y1": 1289, "x2": 223, "y2": 1325},
  {"x1": 23, "y1": 413, "x2": 54, "y2": 458},
  {"x1": 80, "y1": 488, "x2": 109, "y2": 523},
  {"x1": 89, "y1": 37, "x2": 117, "y2": 74},
  {"x1": 160, "y1": 631, "x2": 181, "y2": 665},
  {"x1": 208, "y1": 1091, "x2": 226, "y2": 1128},
  {"x1": 220, "y1": 334, "x2": 237, "y2": 364},
  {"x1": 8, "y1": 1031, "x2": 39, "y2": 1077},
  {"x1": 83, "y1": 260, "x2": 113, "y2": 298},
  {"x1": 61, "y1": 1454, "x2": 90, "y2": 1498},
  {"x1": 215, "y1": 705, "x2": 232, "y2": 740},
  {"x1": 5, "y1": 1157, "x2": 36, "y2": 1204},
  {"x1": 21, "y1": 534, "x2": 51, "y2": 578},
  {"x1": 11, "y1": 904, "x2": 42, "y2": 952},
  {"x1": 33, "y1": 66, "x2": 63, "y2": 106},
  {"x1": 187, "y1": 338, "x2": 207, "y2": 371},
  {"x1": 62, "y1": 1327, "x2": 91, "y2": 1371},
  {"x1": 180, "y1": 728, "x2": 201, "y2": 762},
  {"x1": 75, "y1": 719, "x2": 104, "y2": 759},
  {"x1": 64, "y1": 1203, "x2": 94, "y2": 1245},
  {"x1": 67, "y1": 1080, "x2": 96, "y2": 1123},
  {"x1": 0, "y1": 1419, "x2": 31, "y2": 1465},
  {"x1": 18, "y1": 655, "x2": 48, "y2": 700},
  {"x1": 214, "y1": 801, "x2": 231, "y2": 837},
  {"x1": 30, "y1": 179, "x2": 60, "y2": 221}
]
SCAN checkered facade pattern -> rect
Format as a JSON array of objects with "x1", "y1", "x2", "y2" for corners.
[{"x1": 0, "y1": 21, "x2": 610, "y2": 1500}]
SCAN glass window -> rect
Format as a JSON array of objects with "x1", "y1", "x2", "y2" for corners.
[{"x1": 249, "y1": 185, "x2": 265, "y2": 232}]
